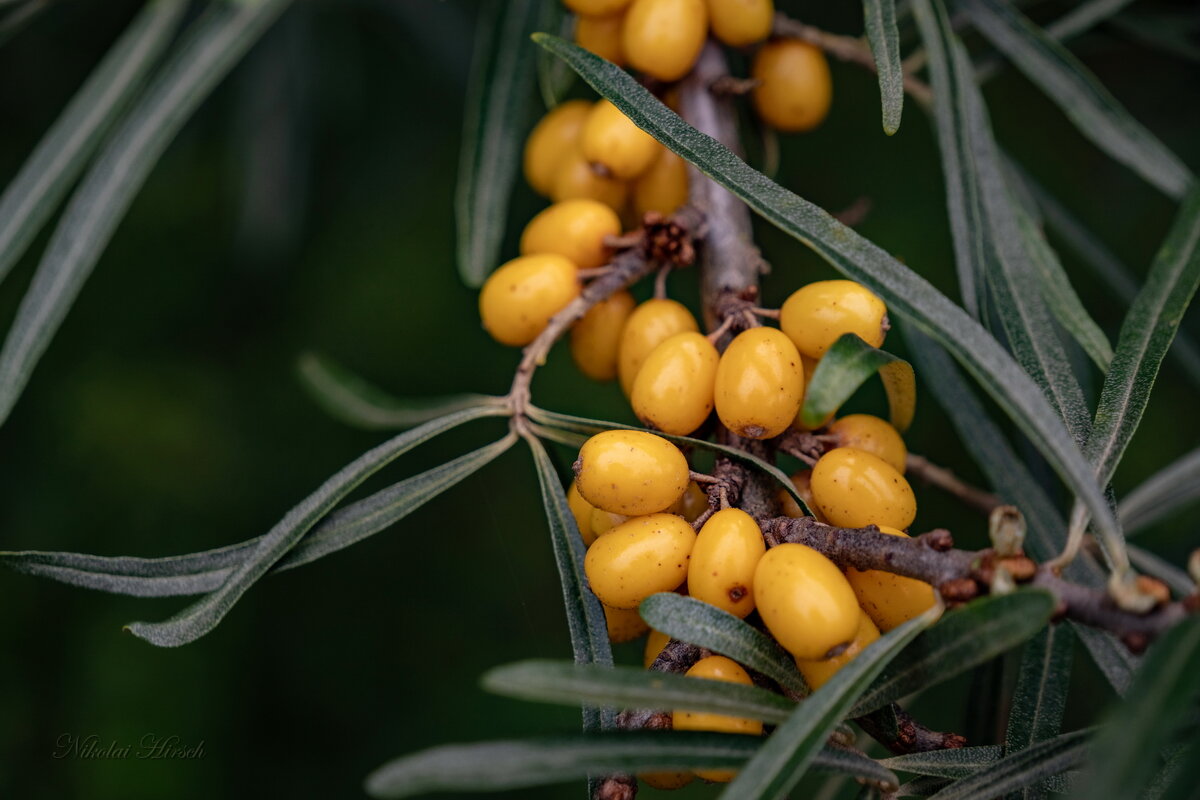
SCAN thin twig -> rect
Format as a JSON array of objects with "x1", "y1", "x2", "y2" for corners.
[{"x1": 906, "y1": 453, "x2": 1002, "y2": 515}]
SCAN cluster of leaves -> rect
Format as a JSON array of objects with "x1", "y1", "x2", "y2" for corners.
[{"x1": 0, "y1": 0, "x2": 1198, "y2": 797}]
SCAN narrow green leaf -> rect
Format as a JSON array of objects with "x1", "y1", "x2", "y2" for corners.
[
  {"x1": 1017, "y1": 169, "x2": 1200, "y2": 390},
  {"x1": 123, "y1": 405, "x2": 507, "y2": 646},
  {"x1": 897, "y1": 776, "x2": 955, "y2": 798},
  {"x1": 1126, "y1": 544, "x2": 1196, "y2": 598},
  {"x1": 719, "y1": 606, "x2": 941, "y2": 800},
  {"x1": 1075, "y1": 616, "x2": 1200, "y2": 799},
  {"x1": 482, "y1": 660, "x2": 796, "y2": 723},
  {"x1": 0, "y1": 0, "x2": 186, "y2": 283},
  {"x1": 1120, "y1": 447, "x2": 1200, "y2": 536},
  {"x1": 901, "y1": 327, "x2": 1139, "y2": 695},
  {"x1": 639, "y1": 593, "x2": 808, "y2": 696},
  {"x1": 1141, "y1": 741, "x2": 1200, "y2": 800},
  {"x1": 1110, "y1": 11, "x2": 1200, "y2": 65},
  {"x1": 863, "y1": 0, "x2": 905, "y2": 135},
  {"x1": 535, "y1": 3, "x2": 574, "y2": 109},
  {"x1": 1087, "y1": 186, "x2": 1200, "y2": 488},
  {"x1": 297, "y1": 352, "x2": 502, "y2": 430},
  {"x1": 1014, "y1": 204, "x2": 1113, "y2": 372},
  {"x1": 0, "y1": 0, "x2": 292, "y2": 429},
  {"x1": 525, "y1": 435, "x2": 613, "y2": 732},
  {"x1": 456, "y1": 0, "x2": 540, "y2": 287},
  {"x1": 961, "y1": 0, "x2": 1193, "y2": 200},
  {"x1": 527, "y1": 407, "x2": 812, "y2": 515},
  {"x1": 801, "y1": 332, "x2": 916, "y2": 432},
  {"x1": 364, "y1": 732, "x2": 896, "y2": 799},
  {"x1": 1, "y1": 434, "x2": 516, "y2": 597},
  {"x1": 1005, "y1": 625, "x2": 1074, "y2": 800},
  {"x1": 918, "y1": 0, "x2": 1093, "y2": 453},
  {"x1": 852, "y1": 590, "x2": 1056, "y2": 716},
  {"x1": 529, "y1": 35, "x2": 1124, "y2": 560},
  {"x1": 881, "y1": 746, "x2": 1003, "y2": 779},
  {"x1": 929, "y1": 728, "x2": 1093, "y2": 800},
  {"x1": 1044, "y1": 0, "x2": 1138, "y2": 41}
]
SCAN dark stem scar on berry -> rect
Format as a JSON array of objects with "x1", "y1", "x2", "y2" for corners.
[{"x1": 727, "y1": 584, "x2": 748, "y2": 603}]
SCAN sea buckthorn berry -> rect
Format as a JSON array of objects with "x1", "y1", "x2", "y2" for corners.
[
  {"x1": 633, "y1": 149, "x2": 689, "y2": 218},
  {"x1": 780, "y1": 280, "x2": 888, "y2": 359},
  {"x1": 623, "y1": 0, "x2": 709, "y2": 82},
  {"x1": 568, "y1": 480, "x2": 598, "y2": 546},
  {"x1": 584, "y1": 513, "x2": 697, "y2": 608},
  {"x1": 575, "y1": 12, "x2": 626, "y2": 66},
  {"x1": 673, "y1": 656, "x2": 762, "y2": 782},
  {"x1": 576, "y1": 430, "x2": 690, "y2": 515},
  {"x1": 795, "y1": 610, "x2": 880, "y2": 689},
  {"x1": 618, "y1": 298, "x2": 700, "y2": 395},
  {"x1": 571, "y1": 289, "x2": 636, "y2": 381},
  {"x1": 672, "y1": 480, "x2": 710, "y2": 522},
  {"x1": 751, "y1": 39, "x2": 833, "y2": 132},
  {"x1": 478, "y1": 254, "x2": 580, "y2": 346},
  {"x1": 590, "y1": 508, "x2": 630, "y2": 538},
  {"x1": 776, "y1": 469, "x2": 824, "y2": 521},
  {"x1": 641, "y1": 771, "x2": 694, "y2": 790},
  {"x1": 552, "y1": 145, "x2": 629, "y2": 211},
  {"x1": 753, "y1": 543, "x2": 860, "y2": 660},
  {"x1": 564, "y1": 0, "x2": 633, "y2": 16},
  {"x1": 524, "y1": 100, "x2": 592, "y2": 197},
  {"x1": 521, "y1": 199, "x2": 622, "y2": 271},
  {"x1": 810, "y1": 448, "x2": 917, "y2": 530},
  {"x1": 644, "y1": 628, "x2": 671, "y2": 668},
  {"x1": 714, "y1": 327, "x2": 805, "y2": 440},
  {"x1": 847, "y1": 526, "x2": 936, "y2": 631},
  {"x1": 605, "y1": 603, "x2": 650, "y2": 643},
  {"x1": 688, "y1": 508, "x2": 765, "y2": 618},
  {"x1": 631, "y1": 332, "x2": 719, "y2": 435},
  {"x1": 582, "y1": 100, "x2": 662, "y2": 180},
  {"x1": 827, "y1": 414, "x2": 907, "y2": 474},
  {"x1": 707, "y1": 0, "x2": 773, "y2": 46}
]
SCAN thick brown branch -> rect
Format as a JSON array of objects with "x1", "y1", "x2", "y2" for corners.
[{"x1": 762, "y1": 516, "x2": 1192, "y2": 644}]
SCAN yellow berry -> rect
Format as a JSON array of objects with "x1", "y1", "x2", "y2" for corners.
[
  {"x1": 564, "y1": 0, "x2": 632, "y2": 15},
  {"x1": 780, "y1": 280, "x2": 888, "y2": 359},
  {"x1": 795, "y1": 610, "x2": 880, "y2": 689},
  {"x1": 576, "y1": 430, "x2": 690, "y2": 515},
  {"x1": 847, "y1": 526, "x2": 936, "y2": 631},
  {"x1": 521, "y1": 199, "x2": 622, "y2": 270},
  {"x1": 633, "y1": 149, "x2": 689, "y2": 218},
  {"x1": 672, "y1": 480, "x2": 710, "y2": 522},
  {"x1": 688, "y1": 508, "x2": 765, "y2": 618},
  {"x1": 478, "y1": 254, "x2": 580, "y2": 346},
  {"x1": 673, "y1": 655, "x2": 762, "y2": 782},
  {"x1": 644, "y1": 627, "x2": 671, "y2": 667},
  {"x1": 623, "y1": 0, "x2": 709, "y2": 82},
  {"x1": 552, "y1": 145, "x2": 630, "y2": 211},
  {"x1": 641, "y1": 772, "x2": 694, "y2": 790},
  {"x1": 590, "y1": 507, "x2": 630, "y2": 538},
  {"x1": 753, "y1": 543, "x2": 860, "y2": 660},
  {"x1": 810, "y1": 448, "x2": 917, "y2": 530},
  {"x1": 618, "y1": 298, "x2": 699, "y2": 395},
  {"x1": 571, "y1": 289, "x2": 636, "y2": 381},
  {"x1": 524, "y1": 100, "x2": 592, "y2": 197},
  {"x1": 575, "y1": 12, "x2": 626, "y2": 66},
  {"x1": 631, "y1": 331, "x2": 719, "y2": 435},
  {"x1": 581, "y1": 100, "x2": 662, "y2": 181},
  {"x1": 776, "y1": 469, "x2": 823, "y2": 521},
  {"x1": 605, "y1": 603, "x2": 650, "y2": 643},
  {"x1": 714, "y1": 327, "x2": 805, "y2": 440},
  {"x1": 827, "y1": 414, "x2": 907, "y2": 474},
  {"x1": 568, "y1": 480, "x2": 599, "y2": 546},
  {"x1": 585, "y1": 513, "x2": 697, "y2": 608},
  {"x1": 751, "y1": 39, "x2": 832, "y2": 132},
  {"x1": 706, "y1": 0, "x2": 773, "y2": 46}
]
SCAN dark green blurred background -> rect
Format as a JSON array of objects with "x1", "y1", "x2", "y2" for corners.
[{"x1": 0, "y1": 1, "x2": 1196, "y2": 797}]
